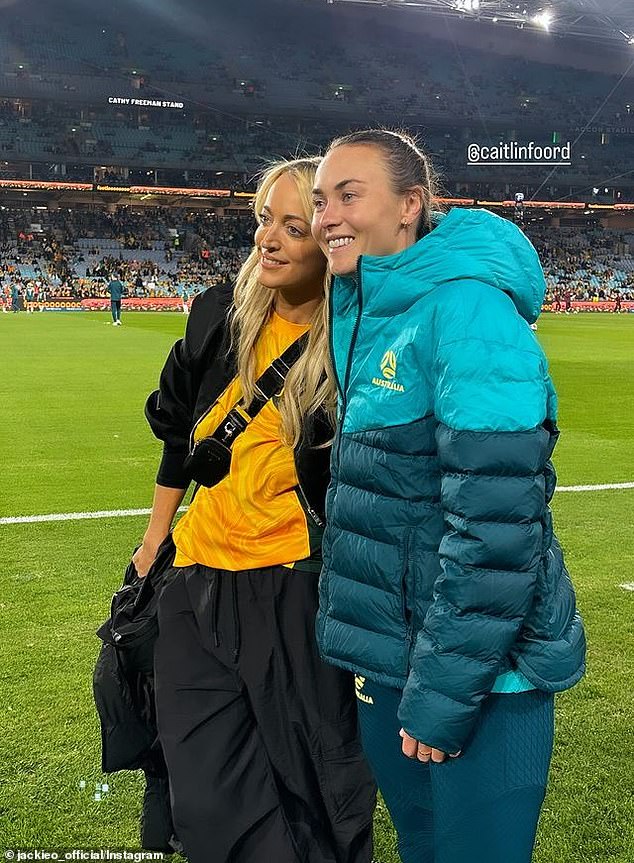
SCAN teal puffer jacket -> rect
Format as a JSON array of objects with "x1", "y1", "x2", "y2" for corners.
[{"x1": 316, "y1": 208, "x2": 586, "y2": 754}]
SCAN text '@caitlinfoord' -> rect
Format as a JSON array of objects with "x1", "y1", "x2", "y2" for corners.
[{"x1": 467, "y1": 141, "x2": 572, "y2": 166}]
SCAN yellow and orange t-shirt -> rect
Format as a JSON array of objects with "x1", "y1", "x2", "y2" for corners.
[{"x1": 173, "y1": 311, "x2": 319, "y2": 571}]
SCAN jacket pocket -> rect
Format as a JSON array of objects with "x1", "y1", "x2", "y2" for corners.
[
  {"x1": 523, "y1": 542, "x2": 561, "y2": 639},
  {"x1": 543, "y1": 460, "x2": 557, "y2": 505},
  {"x1": 400, "y1": 530, "x2": 414, "y2": 640},
  {"x1": 547, "y1": 559, "x2": 576, "y2": 637}
]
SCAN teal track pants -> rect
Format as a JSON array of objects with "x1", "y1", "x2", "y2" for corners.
[{"x1": 355, "y1": 679, "x2": 554, "y2": 863}]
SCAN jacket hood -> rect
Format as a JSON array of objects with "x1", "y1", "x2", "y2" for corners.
[{"x1": 348, "y1": 207, "x2": 546, "y2": 324}]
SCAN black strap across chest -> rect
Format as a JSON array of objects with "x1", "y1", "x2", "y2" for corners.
[{"x1": 201, "y1": 331, "x2": 309, "y2": 451}]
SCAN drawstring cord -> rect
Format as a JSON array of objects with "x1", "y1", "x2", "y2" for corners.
[{"x1": 206, "y1": 570, "x2": 240, "y2": 660}]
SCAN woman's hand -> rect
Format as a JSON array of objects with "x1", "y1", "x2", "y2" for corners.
[
  {"x1": 132, "y1": 538, "x2": 161, "y2": 578},
  {"x1": 133, "y1": 485, "x2": 186, "y2": 577},
  {"x1": 399, "y1": 728, "x2": 461, "y2": 764}
]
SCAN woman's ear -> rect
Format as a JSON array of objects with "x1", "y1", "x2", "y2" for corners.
[{"x1": 402, "y1": 187, "x2": 424, "y2": 227}]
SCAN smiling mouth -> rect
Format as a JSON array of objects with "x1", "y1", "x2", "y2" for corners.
[
  {"x1": 260, "y1": 254, "x2": 287, "y2": 267},
  {"x1": 327, "y1": 237, "x2": 355, "y2": 251}
]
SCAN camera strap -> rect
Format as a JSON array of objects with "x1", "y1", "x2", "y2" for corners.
[{"x1": 194, "y1": 331, "x2": 309, "y2": 454}]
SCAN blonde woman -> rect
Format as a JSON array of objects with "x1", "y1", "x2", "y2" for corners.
[{"x1": 134, "y1": 158, "x2": 375, "y2": 863}]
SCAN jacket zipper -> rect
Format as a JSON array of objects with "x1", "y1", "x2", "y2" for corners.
[
  {"x1": 296, "y1": 481, "x2": 325, "y2": 528},
  {"x1": 328, "y1": 275, "x2": 344, "y2": 404},
  {"x1": 331, "y1": 260, "x2": 364, "y2": 468},
  {"x1": 402, "y1": 528, "x2": 414, "y2": 644},
  {"x1": 188, "y1": 403, "x2": 214, "y2": 454},
  {"x1": 321, "y1": 262, "x2": 363, "y2": 620}
]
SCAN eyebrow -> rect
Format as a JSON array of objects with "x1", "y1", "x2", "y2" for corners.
[
  {"x1": 261, "y1": 205, "x2": 309, "y2": 224},
  {"x1": 312, "y1": 178, "x2": 366, "y2": 195}
]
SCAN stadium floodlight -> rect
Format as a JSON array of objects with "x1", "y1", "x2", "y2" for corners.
[
  {"x1": 533, "y1": 10, "x2": 553, "y2": 31},
  {"x1": 320, "y1": 0, "x2": 634, "y2": 46}
]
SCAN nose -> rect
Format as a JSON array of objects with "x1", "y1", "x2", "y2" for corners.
[{"x1": 258, "y1": 223, "x2": 281, "y2": 250}]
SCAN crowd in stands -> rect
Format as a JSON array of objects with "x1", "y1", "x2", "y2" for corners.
[
  {"x1": 0, "y1": 206, "x2": 254, "y2": 305},
  {"x1": 525, "y1": 225, "x2": 634, "y2": 303},
  {"x1": 1, "y1": 206, "x2": 634, "y2": 311}
]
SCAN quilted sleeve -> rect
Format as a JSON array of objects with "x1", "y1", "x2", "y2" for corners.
[{"x1": 397, "y1": 287, "x2": 555, "y2": 753}]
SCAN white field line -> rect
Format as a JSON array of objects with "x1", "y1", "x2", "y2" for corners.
[
  {"x1": 1, "y1": 483, "x2": 633, "y2": 525},
  {"x1": 0, "y1": 506, "x2": 188, "y2": 525},
  {"x1": 557, "y1": 481, "x2": 634, "y2": 492}
]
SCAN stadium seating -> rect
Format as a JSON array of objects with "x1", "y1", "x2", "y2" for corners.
[
  {"x1": 0, "y1": 206, "x2": 254, "y2": 299},
  {"x1": 2, "y1": 205, "x2": 634, "y2": 304},
  {"x1": 1, "y1": 0, "x2": 634, "y2": 198}
]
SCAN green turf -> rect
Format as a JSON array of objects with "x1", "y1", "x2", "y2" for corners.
[
  {"x1": 537, "y1": 315, "x2": 634, "y2": 484},
  {"x1": 1, "y1": 311, "x2": 633, "y2": 861},
  {"x1": 0, "y1": 311, "x2": 185, "y2": 517}
]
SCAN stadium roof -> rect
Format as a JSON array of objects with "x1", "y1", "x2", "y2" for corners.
[{"x1": 321, "y1": 0, "x2": 634, "y2": 47}]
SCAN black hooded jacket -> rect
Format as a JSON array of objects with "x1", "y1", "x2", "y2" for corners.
[
  {"x1": 144, "y1": 282, "x2": 333, "y2": 525},
  {"x1": 93, "y1": 535, "x2": 180, "y2": 853}
]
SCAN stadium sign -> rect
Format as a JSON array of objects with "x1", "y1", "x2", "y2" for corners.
[
  {"x1": 35, "y1": 298, "x2": 84, "y2": 311},
  {"x1": 107, "y1": 97, "x2": 184, "y2": 109},
  {"x1": 95, "y1": 184, "x2": 132, "y2": 193},
  {"x1": 574, "y1": 126, "x2": 634, "y2": 135},
  {"x1": 81, "y1": 297, "x2": 182, "y2": 311},
  {"x1": 0, "y1": 179, "x2": 92, "y2": 192},
  {"x1": 92, "y1": 183, "x2": 229, "y2": 197}
]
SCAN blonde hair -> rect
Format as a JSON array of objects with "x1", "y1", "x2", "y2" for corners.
[{"x1": 230, "y1": 157, "x2": 336, "y2": 447}]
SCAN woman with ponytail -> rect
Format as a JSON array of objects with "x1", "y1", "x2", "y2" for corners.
[
  {"x1": 311, "y1": 129, "x2": 585, "y2": 863},
  {"x1": 135, "y1": 157, "x2": 375, "y2": 863}
]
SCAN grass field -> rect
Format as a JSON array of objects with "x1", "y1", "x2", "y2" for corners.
[{"x1": 1, "y1": 310, "x2": 633, "y2": 862}]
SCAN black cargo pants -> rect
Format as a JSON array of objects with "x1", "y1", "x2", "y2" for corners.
[{"x1": 154, "y1": 563, "x2": 376, "y2": 863}]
